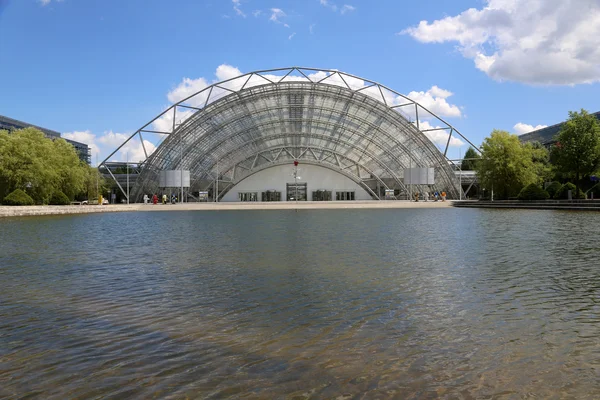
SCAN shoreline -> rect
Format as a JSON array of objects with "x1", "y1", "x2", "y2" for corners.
[{"x1": 0, "y1": 200, "x2": 452, "y2": 218}]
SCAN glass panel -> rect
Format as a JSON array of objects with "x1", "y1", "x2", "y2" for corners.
[{"x1": 287, "y1": 183, "x2": 307, "y2": 201}]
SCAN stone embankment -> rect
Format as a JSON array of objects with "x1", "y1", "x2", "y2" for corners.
[
  {"x1": 0, "y1": 200, "x2": 452, "y2": 218},
  {"x1": 453, "y1": 199, "x2": 600, "y2": 211}
]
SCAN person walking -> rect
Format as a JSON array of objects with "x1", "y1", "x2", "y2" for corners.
[
  {"x1": 424, "y1": 191, "x2": 429, "y2": 202},
  {"x1": 152, "y1": 194, "x2": 158, "y2": 205},
  {"x1": 441, "y1": 191, "x2": 447, "y2": 201},
  {"x1": 162, "y1": 194, "x2": 167, "y2": 205},
  {"x1": 143, "y1": 194, "x2": 149, "y2": 204}
]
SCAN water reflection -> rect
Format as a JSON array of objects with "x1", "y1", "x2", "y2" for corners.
[{"x1": 1, "y1": 209, "x2": 599, "y2": 398}]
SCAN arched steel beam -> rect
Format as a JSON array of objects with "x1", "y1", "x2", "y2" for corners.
[
  {"x1": 184, "y1": 132, "x2": 408, "y2": 189},
  {"x1": 102, "y1": 67, "x2": 476, "y2": 200}
]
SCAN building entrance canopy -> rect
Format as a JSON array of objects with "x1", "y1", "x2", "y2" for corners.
[{"x1": 100, "y1": 67, "x2": 478, "y2": 201}]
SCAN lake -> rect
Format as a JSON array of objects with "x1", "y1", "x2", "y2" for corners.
[{"x1": 1, "y1": 208, "x2": 599, "y2": 398}]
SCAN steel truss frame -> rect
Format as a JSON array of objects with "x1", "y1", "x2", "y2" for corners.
[{"x1": 100, "y1": 67, "x2": 479, "y2": 202}]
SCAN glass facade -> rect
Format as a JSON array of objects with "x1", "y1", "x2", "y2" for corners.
[{"x1": 103, "y1": 68, "x2": 471, "y2": 201}]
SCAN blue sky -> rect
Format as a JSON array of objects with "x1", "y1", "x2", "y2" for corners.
[{"x1": 1, "y1": 0, "x2": 599, "y2": 164}]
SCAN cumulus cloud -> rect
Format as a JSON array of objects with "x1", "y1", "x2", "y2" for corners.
[
  {"x1": 415, "y1": 121, "x2": 465, "y2": 148},
  {"x1": 288, "y1": 32, "x2": 296, "y2": 40},
  {"x1": 59, "y1": 129, "x2": 157, "y2": 165},
  {"x1": 94, "y1": 131, "x2": 156, "y2": 163},
  {"x1": 406, "y1": 86, "x2": 462, "y2": 118},
  {"x1": 97, "y1": 130, "x2": 130, "y2": 147},
  {"x1": 166, "y1": 64, "x2": 243, "y2": 106},
  {"x1": 513, "y1": 122, "x2": 548, "y2": 135},
  {"x1": 117, "y1": 138, "x2": 156, "y2": 163},
  {"x1": 62, "y1": 130, "x2": 100, "y2": 161},
  {"x1": 401, "y1": 0, "x2": 600, "y2": 85}
]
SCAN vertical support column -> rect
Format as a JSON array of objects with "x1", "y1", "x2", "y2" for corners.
[{"x1": 126, "y1": 151, "x2": 129, "y2": 205}]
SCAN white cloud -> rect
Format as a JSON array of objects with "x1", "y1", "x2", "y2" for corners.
[
  {"x1": 39, "y1": 0, "x2": 64, "y2": 5},
  {"x1": 252, "y1": 10, "x2": 262, "y2": 17},
  {"x1": 401, "y1": 0, "x2": 600, "y2": 85},
  {"x1": 215, "y1": 64, "x2": 243, "y2": 82},
  {"x1": 320, "y1": 0, "x2": 337, "y2": 11},
  {"x1": 320, "y1": 0, "x2": 355, "y2": 15},
  {"x1": 406, "y1": 86, "x2": 462, "y2": 118},
  {"x1": 415, "y1": 121, "x2": 465, "y2": 147},
  {"x1": 341, "y1": 5, "x2": 356, "y2": 14},
  {"x1": 97, "y1": 130, "x2": 129, "y2": 147},
  {"x1": 60, "y1": 130, "x2": 157, "y2": 165},
  {"x1": 309, "y1": 24, "x2": 315, "y2": 34},
  {"x1": 117, "y1": 138, "x2": 156, "y2": 163},
  {"x1": 513, "y1": 122, "x2": 548, "y2": 135},
  {"x1": 62, "y1": 130, "x2": 100, "y2": 161},
  {"x1": 93, "y1": 131, "x2": 156, "y2": 163},
  {"x1": 289, "y1": 32, "x2": 296, "y2": 40},
  {"x1": 232, "y1": 0, "x2": 246, "y2": 17},
  {"x1": 270, "y1": 8, "x2": 287, "y2": 25},
  {"x1": 167, "y1": 77, "x2": 210, "y2": 104}
]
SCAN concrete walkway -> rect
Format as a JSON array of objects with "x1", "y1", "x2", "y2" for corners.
[{"x1": 0, "y1": 200, "x2": 452, "y2": 218}]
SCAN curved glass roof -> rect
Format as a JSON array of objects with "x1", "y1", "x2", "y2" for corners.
[{"x1": 101, "y1": 67, "x2": 477, "y2": 200}]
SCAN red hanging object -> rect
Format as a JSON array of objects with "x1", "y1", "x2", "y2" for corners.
[{"x1": 294, "y1": 160, "x2": 299, "y2": 166}]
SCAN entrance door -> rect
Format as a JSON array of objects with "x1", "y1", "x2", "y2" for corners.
[{"x1": 287, "y1": 183, "x2": 307, "y2": 201}]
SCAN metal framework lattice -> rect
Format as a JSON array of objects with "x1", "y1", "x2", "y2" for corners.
[{"x1": 100, "y1": 67, "x2": 479, "y2": 201}]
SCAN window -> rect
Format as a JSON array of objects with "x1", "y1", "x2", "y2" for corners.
[
  {"x1": 336, "y1": 191, "x2": 355, "y2": 201},
  {"x1": 238, "y1": 192, "x2": 258, "y2": 202},
  {"x1": 312, "y1": 190, "x2": 332, "y2": 201},
  {"x1": 262, "y1": 191, "x2": 281, "y2": 202},
  {"x1": 287, "y1": 183, "x2": 307, "y2": 201}
]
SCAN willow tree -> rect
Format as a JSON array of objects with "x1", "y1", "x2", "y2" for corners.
[
  {"x1": 476, "y1": 130, "x2": 540, "y2": 199},
  {"x1": 550, "y1": 110, "x2": 600, "y2": 193}
]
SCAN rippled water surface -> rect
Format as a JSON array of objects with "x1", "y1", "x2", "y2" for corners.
[{"x1": 1, "y1": 208, "x2": 600, "y2": 399}]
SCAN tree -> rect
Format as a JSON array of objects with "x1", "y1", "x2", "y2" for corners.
[
  {"x1": 0, "y1": 127, "x2": 90, "y2": 204},
  {"x1": 550, "y1": 110, "x2": 600, "y2": 194},
  {"x1": 80, "y1": 167, "x2": 110, "y2": 201},
  {"x1": 525, "y1": 141, "x2": 552, "y2": 183},
  {"x1": 3, "y1": 189, "x2": 35, "y2": 206},
  {"x1": 475, "y1": 130, "x2": 540, "y2": 199},
  {"x1": 461, "y1": 147, "x2": 481, "y2": 171},
  {"x1": 517, "y1": 183, "x2": 549, "y2": 200}
]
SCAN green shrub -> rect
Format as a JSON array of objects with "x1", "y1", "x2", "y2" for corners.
[
  {"x1": 518, "y1": 183, "x2": 550, "y2": 200},
  {"x1": 554, "y1": 182, "x2": 585, "y2": 199},
  {"x1": 49, "y1": 191, "x2": 70, "y2": 205},
  {"x1": 545, "y1": 181, "x2": 562, "y2": 198},
  {"x1": 3, "y1": 189, "x2": 35, "y2": 206}
]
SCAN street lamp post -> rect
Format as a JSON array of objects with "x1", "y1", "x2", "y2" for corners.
[{"x1": 126, "y1": 151, "x2": 129, "y2": 205}]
